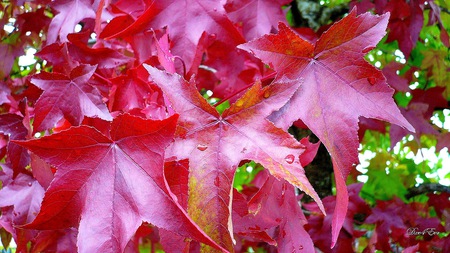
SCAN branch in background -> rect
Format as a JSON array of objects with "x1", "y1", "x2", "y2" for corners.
[
  {"x1": 289, "y1": 0, "x2": 349, "y2": 29},
  {"x1": 289, "y1": 127, "x2": 333, "y2": 199},
  {"x1": 440, "y1": 7, "x2": 450, "y2": 15},
  {"x1": 405, "y1": 183, "x2": 450, "y2": 199}
]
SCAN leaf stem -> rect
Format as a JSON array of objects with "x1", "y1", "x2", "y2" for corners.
[
  {"x1": 405, "y1": 183, "x2": 450, "y2": 199},
  {"x1": 93, "y1": 72, "x2": 112, "y2": 85}
]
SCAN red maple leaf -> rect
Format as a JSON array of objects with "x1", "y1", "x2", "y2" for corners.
[
  {"x1": 46, "y1": 0, "x2": 96, "y2": 43},
  {"x1": 14, "y1": 114, "x2": 225, "y2": 252},
  {"x1": 351, "y1": 0, "x2": 427, "y2": 58},
  {"x1": 410, "y1": 87, "x2": 447, "y2": 118},
  {"x1": 428, "y1": 0, "x2": 450, "y2": 47},
  {"x1": 30, "y1": 64, "x2": 112, "y2": 132},
  {"x1": 0, "y1": 39, "x2": 24, "y2": 79},
  {"x1": 103, "y1": 0, "x2": 245, "y2": 72},
  {"x1": 382, "y1": 62, "x2": 410, "y2": 92},
  {"x1": 0, "y1": 82, "x2": 10, "y2": 106},
  {"x1": 35, "y1": 43, "x2": 78, "y2": 75},
  {"x1": 108, "y1": 67, "x2": 155, "y2": 113},
  {"x1": 0, "y1": 114, "x2": 30, "y2": 173},
  {"x1": 390, "y1": 102, "x2": 439, "y2": 148},
  {"x1": 66, "y1": 31, "x2": 132, "y2": 69},
  {"x1": 437, "y1": 132, "x2": 450, "y2": 152},
  {"x1": 383, "y1": 0, "x2": 424, "y2": 59},
  {"x1": 239, "y1": 9, "x2": 414, "y2": 246},
  {"x1": 31, "y1": 228, "x2": 77, "y2": 253},
  {"x1": 234, "y1": 171, "x2": 315, "y2": 252},
  {"x1": 16, "y1": 7, "x2": 51, "y2": 36},
  {"x1": 37, "y1": 31, "x2": 132, "y2": 73},
  {"x1": 224, "y1": 0, "x2": 291, "y2": 40},
  {"x1": 145, "y1": 66, "x2": 324, "y2": 251},
  {"x1": 304, "y1": 183, "x2": 371, "y2": 253},
  {"x1": 0, "y1": 172, "x2": 45, "y2": 252},
  {"x1": 389, "y1": 87, "x2": 447, "y2": 147},
  {"x1": 158, "y1": 159, "x2": 199, "y2": 252},
  {"x1": 365, "y1": 197, "x2": 445, "y2": 252}
]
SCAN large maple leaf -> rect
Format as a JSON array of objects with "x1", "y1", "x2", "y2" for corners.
[
  {"x1": 14, "y1": 114, "x2": 225, "y2": 252},
  {"x1": 103, "y1": 0, "x2": 245, "y2": 72},
  {"x1": 239, "y1": 10, "x2": 414, "y2": 246},
  {"x1": 145, "y1": 65, "x2": 324, "y2": 251},
  {"x1": 31, "y1": 64, "x2": 112, "y2": 132}
]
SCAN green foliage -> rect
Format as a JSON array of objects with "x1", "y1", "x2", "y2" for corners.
[{"x1": 233, "y1": 161, "x2": 264, "y2": 192}]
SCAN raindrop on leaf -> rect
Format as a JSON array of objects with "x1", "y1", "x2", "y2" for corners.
[
  {"x1": 284, "y1": 154, "x2": 295, "y2": 164},
  {"x1": 197, "y1": 144, "x2": 208, "y2": 151}
]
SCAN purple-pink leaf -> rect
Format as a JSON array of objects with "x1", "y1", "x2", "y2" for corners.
[
  {"x1": 145, "y1": 65, "x2": 324, "y2": 251},
  {"x1": 239, "y1": 9, "x2": 414, "y2": 247},
  {"x1": 31, "y1": 64, "x2": 112, "y2": 132}
]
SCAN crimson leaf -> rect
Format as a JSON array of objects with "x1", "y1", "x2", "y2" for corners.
[
  {"x1": 145, "y1": 65, "x2": 324, "y2": 251},
  {"x1": 31, "y1": 64, "x2": 112, "y2": 132},
  {"x1": 14, "y1": 114, "x2": 225, "y2": 252}
]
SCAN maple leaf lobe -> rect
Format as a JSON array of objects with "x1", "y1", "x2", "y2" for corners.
[{"x1": 13, "y1": 114, "x2": 226, "y2": 252}]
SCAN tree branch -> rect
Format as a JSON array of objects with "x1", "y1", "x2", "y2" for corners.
[
  {"x1": 440, "y1": 7, "x2": 450, "y2": 15},
  {"x1": 405, "y1": 183, "x2": 450, "y2": 199}
]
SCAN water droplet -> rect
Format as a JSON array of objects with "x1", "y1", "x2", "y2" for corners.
[
  {"x1": 213, "y1": 8, "x2": 217, "y2": 11},
  {"x1": 263, "y1": 89, "x2": 270, "y2": 98},
  {"x1": 28, "y1": 182, "x2": 32, "y2": 187},
  {"x1": 197, "y1": 144, "x2": 208, "y2": 151},
  {"x1": 299, "y1": 245, "x2": 304, "y2": 250},
  {"x1": 284, "y1": 154, "x2": 295, "y2": 164},
  {"x1": 368, "y1": 77, "x2": 376, "y2": 85},
  {"x1": 235, "y1": 100, "x2": 244, "y2": 107}
]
